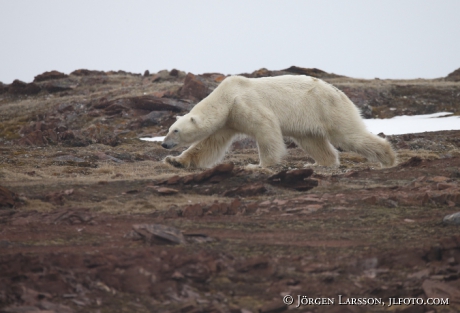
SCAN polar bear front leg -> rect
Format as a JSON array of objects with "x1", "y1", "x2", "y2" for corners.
[
  {"x1": 164, "y1": 128, "x2": 236, "y2": 169},
  {"x1": 164, "y1": 155, "x2": 189, "y2": 168},
  {"x1": 252, "y1": 126, "x2": 286, "y2": 168}
]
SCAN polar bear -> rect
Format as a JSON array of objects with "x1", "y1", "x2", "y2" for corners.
[{"x1": 161, "y1": 75, "x2": 396, "y2": 169}]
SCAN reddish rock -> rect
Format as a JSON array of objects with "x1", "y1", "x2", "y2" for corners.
[
  {"x1": 362, "y1": 196, "x2": 377, "y2": 205},
  {"x1": 0, "y1": 186, "x2": 18, "y2": 209},
  {"x1": 223, "y1": 183, "x2": 267, "y2": 197},
  {"x1": 207, "y1": 202, "x2": 228, "y2": 215},
  {"x1": 180, "y1": 73, "x2": 210, "y2": 101},
  {"x1": 182, "y1": 204, "x2": 204, "y2": 217},
  {"x1": 43, "y1": 189, "x2": 74, "y2": 206},
  {"x1": 437, "y1": 183, "x2": 457, "y2": 190},
  {"x1": 33, "y1": 70, "x2": 68, "y2": 82},
  {"x1": 228, "y1": 198, "x2": 242, "y2": 215},
  {"x1": 166, "y1": 175, "x2": 182, "y2": 185},
  {"x1": 18, "y1": 130, "x2": 45, "y2": 146},
  {"x1": 193, "y1": 163, "x2": 234, "y2": 183},
  {"x1": 428, "y1": 176, "x2": 450, "y2": 183},
  {"x1": 268, "y1": 168, "x2": 318, "y2": 191},
  {"x1": 251, "y1": 68, "x2": 272, "y2": 78},
  {"x1": 273, "y1": 199, "x2": 289, "y2": 206},
  {"x1": 214, "y1": 75, "x2": 226, "y2": 82},
  {"x1": 182, "y1": 174, "x2": 195, "y2": 185}
]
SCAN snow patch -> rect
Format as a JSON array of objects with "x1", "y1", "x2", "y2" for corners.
[
  {"x1": 140, "y1": 136, "x2": 165, "y2": 142},
  {"x1": 364, "y1": 112, "x2": 460, "y2": 135}
]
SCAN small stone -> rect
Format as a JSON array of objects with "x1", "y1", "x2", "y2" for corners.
[
  {"x1": 157, "y1": 187, "x2": 179, "y2": 195},
  {"x1": 362, "y1": 196, "x2": 377, "y2": 205},
  {"x1": 443, "y1": 212, "x2": 460, "y2": 225},
  {"x1": 400, "y1": 156, "x2": 422, "y2": 167},
  {"x1": 164, "y1": 206, "x2": 181, "y2": 218},
  {"x1": 0, "y1": 186, "x2": 18, "y2": 209},
  {"x1": 207, "y1": 202, "x2": 228, "y2": 215},
  {"x1": 429, "y1": 176, "x2": 450, "y2": 183},
  {"x1": 258, "y1": 200, "x2": 271, "y2": 208},
  {"x1": 273, "y1": 199, "x2": 288, "y2": 206},
  {"x1": 131, "y1": 224, "x2": 186, "y2": 245},
  {"x1": 344, "y1": 171, "x2": 359, "y2": 177},
  {"x1": 182, "y1": 204, "x2": 203, "y2": 217},
  {"x1": 171, "y1": 271, "x2": 184, "y2": 279},
  {"x1": 437, "y1": 183, "x2": 456, "y2": 190},
  {"x1": 166, "y1": 175, "x2": 181, "y2": 185},
  {"x1": 228, "y1": 198, "x2": 241, "y2": 215}
]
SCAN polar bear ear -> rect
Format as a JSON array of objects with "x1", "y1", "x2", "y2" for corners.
[{"x1": 175, "y1": 115, "x2": 183, "y2": 121}]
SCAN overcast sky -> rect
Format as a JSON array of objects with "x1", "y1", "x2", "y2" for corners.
[{"x1": 1, "y1": 0, "x2": 459, "y2": 83}]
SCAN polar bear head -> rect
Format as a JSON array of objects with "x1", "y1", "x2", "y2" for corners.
[{"x1": 161, "y1": 114, "x2": 204, "y2": 149}]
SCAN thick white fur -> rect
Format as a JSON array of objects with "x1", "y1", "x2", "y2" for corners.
[{"x1": 162, "y1": 75, "x2": 397, "y2": 168}]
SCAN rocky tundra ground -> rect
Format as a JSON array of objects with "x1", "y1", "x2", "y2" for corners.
[{"x1": 1, "y1": 66, "x2": 460, "y2": 313}]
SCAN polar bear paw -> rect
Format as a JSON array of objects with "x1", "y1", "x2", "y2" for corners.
[{"x1": 164, "y1": 156, "x2": 185, "y2": 168}]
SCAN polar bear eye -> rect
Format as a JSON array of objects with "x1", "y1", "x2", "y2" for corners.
[{"x1": 174, "y1": 129, "x2": 179, "y2": 133}]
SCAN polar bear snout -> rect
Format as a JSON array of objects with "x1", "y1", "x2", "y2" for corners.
[{"x1": 161, "y1": 141, "x2": 177, "y2": 149}]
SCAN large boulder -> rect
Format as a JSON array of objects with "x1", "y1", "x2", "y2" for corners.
[
  {"x1": 70, "y1": 69, "x2": 107, "y2": 76},
  {"x1": 446, "y1": 68, "x2": 460, "y2": 82},
  {"x1": 7, "y1": 80, "x2": 41, "y2": 95},
  {"x1": 34, "y1": 70, "x2": 69, "y2": 82},
  {"x1": 282, "y1": 66, "x2": 343, "y2": 78},
  {"x1": 179, "y1": 73, "x2": 211, "y2": 102}
]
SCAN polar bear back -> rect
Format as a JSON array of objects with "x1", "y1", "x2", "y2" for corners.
[{"x1": 216, "y1": 75, "x2": 367, "y2": 139}]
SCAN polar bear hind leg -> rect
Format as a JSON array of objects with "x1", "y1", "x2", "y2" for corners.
[
  {"x1": 164, "y1": 128, "x2": 237, "y2": 168},
  {"x1": 293, "y1": 135, "x2": 340, "y2": 167}
]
